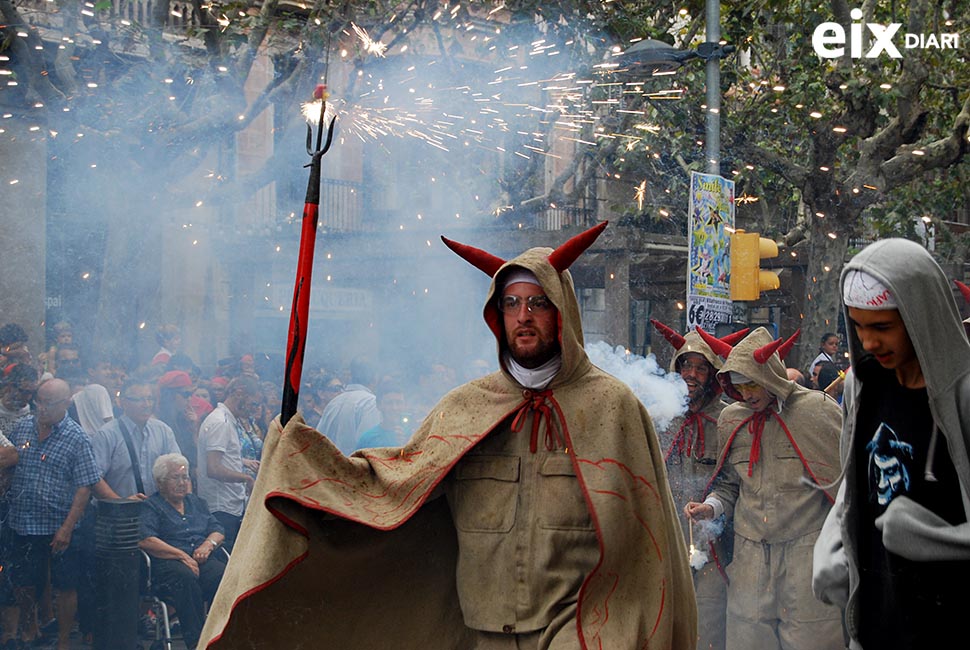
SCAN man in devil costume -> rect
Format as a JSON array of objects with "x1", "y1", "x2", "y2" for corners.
[
  {"x1": 684, "y1": 327, "x2": 843, "y2": 650},
  {"x1": 198, "y1": 222, "x2": 696, "y2": 650},
  {"x1": 652, "y1": 321, "x2": 749, "y2": 650}
]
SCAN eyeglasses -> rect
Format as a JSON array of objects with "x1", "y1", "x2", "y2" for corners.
[
  {"x1": 163, "y1": 475, "x2": 191, "y2": 484},
  {"x1": 123, "y1": 396, "x2": 155, "y2": 404},
  {"x1": 680, "y1": 361, "x2": 710, "y2": 373},
  {"x1": 498, "y1": 295, "x2": 553, "y2": 314}
]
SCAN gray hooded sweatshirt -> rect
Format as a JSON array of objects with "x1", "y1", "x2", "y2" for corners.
[{"x1": 813, "y1": 238, "x2": 970, "y2": 647}]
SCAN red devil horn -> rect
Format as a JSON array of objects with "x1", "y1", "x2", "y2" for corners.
[
  {"x1": 441, "y1": 236, "x2": 507, "y2": 278},
  {"x1": 753, "y1": 338, "x2": 783, "y2": 364},
  {"x1": 695, "y1": 326, "x2": 734, "y2": 359},
  {"x1": 719, "y1": 328, "x2": 750, "y2": 346},
  {"x1": 753, "y1": 329, "x2": 800, "y2": 364},
  {"x1": 650, "y1": 319, "x2": 686, "y2": 350},
  {"x1": 955, "y1": 280, "x2": 970, "y2": 304},
  {"x1": 548, "y1": 221, "x2": 608, "y2": 272},
  {"x1": 777, "y1": 328, "x2": 801, "y2": 361}
]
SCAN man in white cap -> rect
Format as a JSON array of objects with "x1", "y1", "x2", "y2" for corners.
[
  {"x1": 198, "y1": 223, "x2": 697, "y2": 650},
  {"x1": 813, "y1": 238, "x2": 970, "y2": 649}
]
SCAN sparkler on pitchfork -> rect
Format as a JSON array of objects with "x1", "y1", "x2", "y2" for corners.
[{"x1": 280, "y1": 83, "x2": 337, "y2": 426}]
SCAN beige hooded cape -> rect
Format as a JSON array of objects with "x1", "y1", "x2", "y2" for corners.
[
  {"x1": 199, "y1": 237, "x2": 696, "y2": 649},
  {"x1": 706, "y1": 327, "x2": 842, "y2": 538}
]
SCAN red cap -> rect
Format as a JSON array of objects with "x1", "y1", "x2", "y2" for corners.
[
  {"x1": 190, "y1": 395, "x2": 214, "y2": 419},
  {"x1": 158, "y1": 370, "x2": 192, "y2": 390},
  {"x1": 210, "y1": 376, "x2": 229, "y2": 388}
]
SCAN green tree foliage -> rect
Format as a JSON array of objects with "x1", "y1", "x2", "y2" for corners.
[{"x1": 596, "y1": 0, "x2": 970, "y2": 355}]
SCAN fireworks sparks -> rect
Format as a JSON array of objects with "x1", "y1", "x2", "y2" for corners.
[
  {"x1": 635, "y1": 180, "x2": 646, "y2": 211},
  {"x1": 0, "y1": 0, "x2": 910, "y2": 257},
  {"x1": 352, "y1": 23, "x2": 387, "y2": 58},
  {"x1": 301, "y1": 98, "x2": 338, "y2": 127}
]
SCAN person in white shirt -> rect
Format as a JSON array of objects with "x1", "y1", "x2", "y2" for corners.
[
  {"x1": 808, "y1": 332, "x2": 840, "y2": 388},
  {"x1": 196, "y1": 376, "x2": 262, "y2": 550}
]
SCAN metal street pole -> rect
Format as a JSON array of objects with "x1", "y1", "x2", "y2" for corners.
[
  {"x1": 614, "y1": 8, "x2": 731, "y2": 175},
  {"x1": 706, "y1": 0, "x2": 721, "y2": 175}
]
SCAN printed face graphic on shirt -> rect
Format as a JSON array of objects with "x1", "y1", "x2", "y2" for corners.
[
  {"x1": 866, "y1": 422, "x2": 913, "y2": 506},
  {"x1": 873, "y1": 453, "x2": 906, "y2": 505}
]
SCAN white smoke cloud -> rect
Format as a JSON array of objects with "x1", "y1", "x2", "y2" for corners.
[
  {"x1": 689, "y1": 546, "x2": 710, "y2": 570},
  {"x1": 585, "y1": 340, "x2": 688, "y2": 431}
]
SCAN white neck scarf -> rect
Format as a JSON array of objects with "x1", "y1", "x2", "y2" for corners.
[{"x1": 503, "y1": 352, "x2": 562, "y2": 390}]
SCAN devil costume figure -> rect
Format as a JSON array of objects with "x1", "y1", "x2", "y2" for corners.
[
  {"x1": 199, "y1": 222, "x2": 696, "y2": 650},
  {"x1": 687, "y1": 327, "x2": 843, "y2": 650},
  {"x1": 651, "y1": 321, "x2": 749, "y2": 650},
  {"x1": 813, "y1": 239, "x2": 970, "y2": 649}
]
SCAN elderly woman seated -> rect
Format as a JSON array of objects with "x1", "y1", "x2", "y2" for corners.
[{"x1": 139, "y1": 453, "x2": 227, "y2": 650}]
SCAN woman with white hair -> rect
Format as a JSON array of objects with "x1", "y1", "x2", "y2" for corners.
[{"x1": 139, "y1": 453, "x2": 226, "y2": 650}]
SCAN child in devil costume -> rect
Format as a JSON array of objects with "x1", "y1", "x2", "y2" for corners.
[
  {"x1": 651, "y1": 320, "x2": 749, "y2": 650},
  {"x1": 685, "y1": 327, "x2": 843, "y2": 650}
]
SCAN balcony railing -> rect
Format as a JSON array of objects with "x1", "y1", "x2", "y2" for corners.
[
  {"x1": 534, "y1": 205, "x2": 595, "y2": 231},
  {"x1": 276, "y1": 178, "x2": 366, "y2": 233},
  {"x1": 318, "y1": 178, "x2": 366, "y2": 232}
]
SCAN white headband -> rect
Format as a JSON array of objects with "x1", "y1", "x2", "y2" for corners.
[
  {"x1": 729, "y1": 371, "x2": 751, "y2": 386},
  {"x1": 843, "y1": 269, "x2": 897, "y2": 309},
  {"x1": 503, "y1": 268, "x2": 541, "y2": 289}
]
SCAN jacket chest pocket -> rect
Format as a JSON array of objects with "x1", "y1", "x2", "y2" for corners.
[
  {"x1": 728, "y1": 439, "x2": 760, "y2": 492},
  {"x1": 774, "y1": 453, "x2": 807, "y2": 492},
  {"x1": 538, "y1": 455, "x2": 594, "y2": 531},
  {"x1": 452, "y1": 455, "x2": 520, "y2": 533}
]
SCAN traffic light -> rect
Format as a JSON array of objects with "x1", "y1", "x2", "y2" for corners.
[{"x1": 730, "y1": 229, "x2": 780, "y2": 301}]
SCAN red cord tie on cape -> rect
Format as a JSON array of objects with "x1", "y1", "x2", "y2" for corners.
[
  {"x1": 666, "y1": 411, "x2": 714, "y2": 461},
  {"x1": 745, "y1": 409, "x2": 771, "y2": 477},
  {"x1": 511, "y1": 389, "x2": 565, "y2": 453}
]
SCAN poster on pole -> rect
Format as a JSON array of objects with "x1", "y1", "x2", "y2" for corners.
[{"x1": 686, "y1": 171, "x2": 734, "y2": 332}]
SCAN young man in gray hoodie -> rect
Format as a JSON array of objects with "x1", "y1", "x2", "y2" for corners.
[{"x1": 813, "y1": 238, "x2": 970, "y2": 649}]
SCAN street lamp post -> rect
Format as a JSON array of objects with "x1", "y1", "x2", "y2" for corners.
[
  {"x1": 613, "y1": 4, "x2": 739, "y2": 332},
  {"x1": 614, "y1": 0, "x2": 734, "y2": 175}
]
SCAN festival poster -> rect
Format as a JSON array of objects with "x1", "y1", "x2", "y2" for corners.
[{"x1": 686, "y1": 171, "x2": 734, "y2": 332}]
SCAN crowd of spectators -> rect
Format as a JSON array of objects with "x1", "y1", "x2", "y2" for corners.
[
  {"x1": 0, "y1": 321, "x2": 278, "y2": 649},
  {"x1": 0, "y1": 320, "x2": 489, "y2": 649}
]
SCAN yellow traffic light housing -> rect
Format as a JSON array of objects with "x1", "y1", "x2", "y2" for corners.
[{"x1": 730, "y1": 229, "x2": 780, "y2": 301}]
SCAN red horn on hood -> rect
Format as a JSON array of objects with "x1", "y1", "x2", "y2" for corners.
[
  {"x1": 650, "y1": 319, "x2": 685, "y2": 350},
  {"x1": 719, "y1": 328, "x2": 751, "y2": 346},
  {"x1": 955, "y1": 279, "x2": 970, "y2": 304},
  {"x1": 695, "y1": 326, "x2": 734, "y2": 359},
  {"x1": 753, "y1": 338, "x2": 783, "y2": 365},
  {"x1": 440, "y1": 236, "x2": 507, "y2": 278},
  {"x1": 547, "y1": 221, "x2": 608, "y2": 272},
  {"x1": 777, "y1": 328, "x2": 801, "y2": 361},
  {"x1": 753, "y1": 329, "x2": 800, "y2": 364}
]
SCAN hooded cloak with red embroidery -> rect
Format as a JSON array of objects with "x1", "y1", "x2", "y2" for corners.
[
  {"x1": 652, "y1": 322, "x2": 750, "y2": 470},
  {"x1": 199, "y1": 224, "x2": 697, "y2": 650},
  {"x1": 651, "y1": 322, "x2": 749, "y2": 650},
  {"x1": 701, "y1": 327, "x2": 842, "y2": 542}
]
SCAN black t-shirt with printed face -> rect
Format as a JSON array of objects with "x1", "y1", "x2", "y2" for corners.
[{"x1": 855, "y1": 358, "x2": 968, "y2": 649}]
